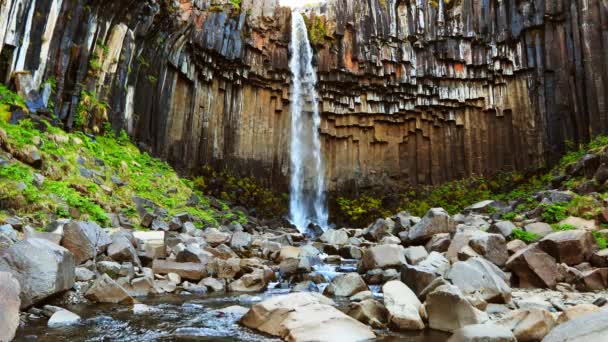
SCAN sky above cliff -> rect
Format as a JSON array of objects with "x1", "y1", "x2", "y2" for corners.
[{"x1": 280, "y1": 0, "x2": 323, "y2": 8}]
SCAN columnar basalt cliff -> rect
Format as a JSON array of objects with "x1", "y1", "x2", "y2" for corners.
[{"x1": 1, "y1": 0, "x2": 606, "y2": 192}]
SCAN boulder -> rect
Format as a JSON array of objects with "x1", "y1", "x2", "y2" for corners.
[
  {"x1": 489, "y1": 221, "x2": 516, "y2": 238},
  {"x1": 556, "y1": 304, "x2": 601, "y2": 324},
  {"x1": 0, "y1": 238, "x2": 75, "y2": 308},
  {"x1": 446, "y1": 257, "x2": 512, "y2": 303},
  {"x1": 403, "y1": 246, "x2": 428, "y2": 265},
  {"x1": 347, "y1": 299, "x2": 388, "y2": 329},
  {"x1": 48, "y1": 309, "x2": 81, "y2": 328},
  {"x1": 558, "y1": 216, "x2": 596, "y2": 231},
  {"x1": 203, "y1": 228, "x2": 231, "y2": 247},
  {"x1": 576, "y1": 268, "x2": 608, "y2": 291},
  {"x1": 382, "y1": 280, "x2": 424, "y2": 330},
  {"x1": 133, "y1": 231, "x2": 166, "y2": 260},
  {"x1": 107, "y1": 233, "x2": 141, "y2": 267},
  {"x1": 590, "y1": 249, "x2": 608, "y2": 267},
  {"x1": 523, "y1": 223, "x2": 553, "y2": 238},
  {"x1": 320, "y1": 229, "x2": 349, "y2": 245},
  {"x1": 364, "y1": 218, "x2": 395, "y2": 241},
  {"x1": 62, "y1": 221, "x2": 112, "y2": 264},
  {"x1": 465, "y1": 200, "x2": 497, "y2": 214},
  {"x1": 425, "y1": 233, "x2": 451, "y2": 252},
  {"x1": 539, "y1": 230, "x2": 597, "y2": 265},
  {"x1": 425, "y1": 284, "x2": 489, "y2": 332},
  {"x1": 408, "y1": 208, "x2": 455, "y2": 242},
  {"x1": 497, "y1": 308, "x2": 556, "y2": 342},
  {"x1": 542, "y1": 310, "x2": 608, "y2": 342},
  {"x1": 324, "y1": 273, "x2": 367, "y2": 297},
  {"x1": 200, "y1": 277, "x2": 225, "y2": 292},
  {"x1": 279, "y1": 246, "x2": 301, "y2": 261},
  {"x1": 507, "y1": 240, "x2": 527, "y2": 255},
  {"x1": 448, "y1": 323, "x2": 517, "y2": 342},
  {"x1": 506, "y1": 245, "x2": 559, "y2": 288},
  {"x1": 229, "y1": 269, "x2": 267, "y2": 292},
  {"x1": 401, "y1": 252, "x2": 449, "y2": 296},
  {"x1": 175, "y1": 243, "x2": 213, "y2": 264},
  {"x1": 240, "y1": 292, "x2": 375, "y2": 342},
  {"x1": 469, "y1": 233, "x2": 509, "y2": 266},
  {"x1": 85, "y1": 274, "x2": 133, "y2": 304},
  {"x1": 0, "y1": 272, "x2": 20, "y2": 341},
  {"x1": 152, "y1": 260, "x2": 206, "y2": 281},
  {"x1": 230, "y1": 231, "x2": 252, "y2": 251},
  {"x1": 359, "y1": 244, "x2": 405, "y2": 272}
]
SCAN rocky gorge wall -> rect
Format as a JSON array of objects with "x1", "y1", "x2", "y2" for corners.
[{"x1": 0, "y1": 0, "x2": 606, "y2": 193}]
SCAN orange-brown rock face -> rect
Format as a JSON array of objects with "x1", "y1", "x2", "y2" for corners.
[{"x1": 1, "y1": 0, "x2": 606, "y2": 192}]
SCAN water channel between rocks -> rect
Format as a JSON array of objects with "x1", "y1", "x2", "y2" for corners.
[{"x1": 15, "y1": 259, "x2": 449, "y2": 342}]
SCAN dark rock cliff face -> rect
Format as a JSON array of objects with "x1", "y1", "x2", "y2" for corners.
[{"x1": 1, "y1": 0, "x2": 606, "y2": 192}]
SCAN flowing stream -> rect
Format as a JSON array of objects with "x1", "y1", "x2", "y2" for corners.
[{"x1": 288, "y1": 11, "x2": 328, "y2": 232}]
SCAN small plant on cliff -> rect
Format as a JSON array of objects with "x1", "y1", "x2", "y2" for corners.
[
  {"x1": 302, "y1": 15, "x2": 331, "y2": 46},
  {"x1": 0, "y1": 85, "x2": 26, "y2": 121},
  {"x1": 75, "y1": 91, "x2": 109, "y2": 134},
  {"x1": 229, "y1": 0, "x2": 241, "y2": 10}
]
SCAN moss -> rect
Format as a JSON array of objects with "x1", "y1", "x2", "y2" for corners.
[
  {"x1": 592, "y1": 231, "x2": 607, "y2": 249},
  {"x1": 302, "y1": 15, "x2": 332, "y2": 46},
  {"x1": 540, "y1": 203, "x2": 568, "y2": 223}
]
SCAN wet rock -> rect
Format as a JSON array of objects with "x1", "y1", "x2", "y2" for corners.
[
  {"x1": 85, "y1": 273, "x2": 133, "y2": 304},
  {"x1": 175, "y1": 243, "x2": 213, "y2": 264},
  {"x1": 339, "y1": 245, "x2": 363, "y2": 259},
  {"x1": 539, "y1": 230, "x2": 597, "y2": 265},
  {"x1": 401, "y1": 252, "x2": 449, "y2": 296},
  {"x1": 48, "y1": 310, "x2": 81, "y2": 328},
  {"x1": 182, "y1": 281, "x2": 208, "y2": 294},
  {"x1": 506, "y1": 245, "x2": 559, "y2": 288},
  {"x1": 347, "y1": 299, "x2": 388, "y2": 329},
  {"x1": 320, "y1": 228, "x2": 349, "y2": 245},
  {"x1": 152, "y1": 260, "x2": 206, "y2": 281},
  {"x1": 62, "y1": 221, "x2": 112, "y2": 264},
  {"x1": 324, "y1": 273, "x2": 367, "y2": 297},
  {"x1": 200, "y1": 277, "x2": 225, "y2": 292},
  {"x1": 359, "y1": 244, "x2": 405, "y2": 272},
  {"x1": 97, "y1": 261, "x2": 134, "y2": 280},
  {"x1": 426, "y1": 284, "x2": 489, "y2": 332},
  {"x1": 497, "y1": 308, "x2": 556, "y2": 342},
  {"x1": 446, "y1": 257, "x2": 512, "y2": 304},
  {"x1": 523, "y1": 223, "x2": 553, "y2": 238},
  {"x1": 448, "y1": 323, "x2": 516, "y2": 342},
  {"x1": 0, "y1": 272, "x2": 20, "y2": 341},
  {"x1": 240, "y1": 292, "x2": 375, "y2": 341},
  {"x1": 229, "y1": 269, "x2": 267, "y2": 292},
  {"x1": 383, "y1": 280, "x2": 424, "y2": 330},
  {"x1": 0, "y1": 238, "x2": 75, "y2": 308},
  {"x1": 408, "y1": 208, "x2": 455, "y2": 243},
  {"x1": 543, "y1": 310, "x2": 608, "y2": 342},
  {"x1": 0, "y1": 224, "x2": 17, "y2": 240}
]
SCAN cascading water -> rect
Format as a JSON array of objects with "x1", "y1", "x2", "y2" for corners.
[{"x1": 288, "y1": 12, "x2": 328, "y2": 232}]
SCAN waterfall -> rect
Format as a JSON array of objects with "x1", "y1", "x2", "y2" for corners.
[{"x1": 288, "y1": 11, "x2": 328, "y2": 233}]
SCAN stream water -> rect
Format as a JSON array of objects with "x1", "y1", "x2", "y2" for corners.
[
  {"x1": 15, "y1": 259, "x2": 449, "y2": 341},
  {"x1": 288, "y1": 11, "x2": 328, "y2": 232}
]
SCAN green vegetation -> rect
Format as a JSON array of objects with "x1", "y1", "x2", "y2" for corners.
[
  {"x1": 0, "y1": 84, "x2": 26, "y2": 122},
  {"x1": 0, "y1": 88, "x2": 242, "y2": 228},
  {"x1": 511, "y1": 228, "x2": 540, "y2": 243},
  {"x1": 552, "y1": 223, "x2": 577, "y2": 231},
  {"x1": 302, "y1": 15, "x2": 332, "y2": 46},
  {"x1": 540, "y1": 203, "x2": 568, "y2": 223},
  {"x1": 229, "y1": 0, "x2": 241, "y2": 10},
  {"x1": 336, "y1": 196, "x2": 390, "y2": 228},
  {"x1": 593, "y1": 231, "x2": 607, "y2": 249},
  {"x1": 75, "y1": 91, "x2": 108, "y2": 134}
]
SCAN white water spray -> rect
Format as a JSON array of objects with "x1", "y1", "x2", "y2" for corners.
[{"x1": 288, "y1": 12, "x2": 328, "y2": 232}]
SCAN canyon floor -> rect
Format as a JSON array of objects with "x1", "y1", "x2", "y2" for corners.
[{"x1": 2, "y1": 98, "x2": 608, "y2": 341}]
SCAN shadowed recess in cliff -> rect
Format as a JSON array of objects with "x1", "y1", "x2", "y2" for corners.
[{"x1": 288, "y1": 11, "x2": 328, "y2": 232}]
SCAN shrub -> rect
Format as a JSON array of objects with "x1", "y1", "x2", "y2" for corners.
[
  {"x1": 540, "y1": 203, "x2": 568, "y2": 223},
  {"x1": 511, "y1": 228, "x2": 540, "y2": 243}
]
